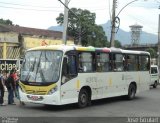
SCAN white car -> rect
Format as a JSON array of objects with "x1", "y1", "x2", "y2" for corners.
[{"x1": 150, "y1": 65, "x2": 159, "y2": 88}]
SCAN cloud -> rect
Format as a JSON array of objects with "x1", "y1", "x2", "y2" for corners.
[
  {"x1": 0, "y1": 0, "x2": 159, "y2": 34},
  {"x1": 118, "y1": 5, "x2": 159, "y2": 34}
]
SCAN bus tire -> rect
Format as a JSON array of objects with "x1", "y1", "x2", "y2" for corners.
[
  {"x1": 153, "y1": 81, "x2": 157, "y2": 88},
  {"x1": 127, "y1": 83, "x2": 136, "y2": 100},
  {"x1": 78, "y1": 89, "x2": 89, "y2": 108}
]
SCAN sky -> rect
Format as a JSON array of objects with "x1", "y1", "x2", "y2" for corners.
[{"x1": 0, "y1": 0, "x2": 159, "y2": 35}]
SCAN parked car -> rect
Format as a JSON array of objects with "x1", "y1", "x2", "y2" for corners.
[{"x1": 150, "y1": 65, "x2": 159, "y2": 88}]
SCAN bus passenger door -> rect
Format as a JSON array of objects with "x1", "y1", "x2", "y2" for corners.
[{"x1": 60, "y1": 51, "x2": 79, "y2": 104}]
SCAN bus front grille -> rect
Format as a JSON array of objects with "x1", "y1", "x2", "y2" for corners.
[{"x1": 25, "y1": 90, "x2": 47, "y2": 95}]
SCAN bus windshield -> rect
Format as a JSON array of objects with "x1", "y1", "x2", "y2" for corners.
[{"x1": 20, "y1": 50, "x2": 62, "y2": 83}]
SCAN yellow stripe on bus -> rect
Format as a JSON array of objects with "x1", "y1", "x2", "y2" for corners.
[
  {"x1": 76, "y1": 80, "x2": 80, "y2": 89},
  {"x1": 108, "y1": 77, "x2": 112, "y2": 86}
]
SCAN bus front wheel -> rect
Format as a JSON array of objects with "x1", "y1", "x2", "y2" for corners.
[
  {"x1": 127, "y1": 84, "x2": 136, "y2": 100},
  {"x1": 78, "y1": 89, "x2": 89, "y2": 108}
]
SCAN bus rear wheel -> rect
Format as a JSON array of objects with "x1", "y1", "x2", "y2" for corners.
[
  {"x1": 127, "y1": 84, "x2": 136, "y2": 100},
  {"x1": 78, "y1": 89, "x2": 89, "y2": 108}
]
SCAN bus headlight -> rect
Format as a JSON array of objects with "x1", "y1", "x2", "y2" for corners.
[{"x1": 48, "y1": 86, "x2": 58, "y2": 95}]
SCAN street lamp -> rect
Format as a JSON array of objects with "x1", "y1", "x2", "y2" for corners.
[
  {"x1": 117, "y1": 0, "x2": 138, "y2": 17},
  {"x1": 110, "y1": 0, "x2": 147, "y2": 47}
]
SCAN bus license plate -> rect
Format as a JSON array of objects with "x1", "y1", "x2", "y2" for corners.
[
  {"x1": 30, "y1": 96, "x2": 39, "y2": 101},
  {"x1": 27, "y1": 95, "x2": 43, "y2": 101}
]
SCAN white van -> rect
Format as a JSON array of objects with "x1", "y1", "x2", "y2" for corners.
[{"x1": 150, "y1": 65, "x2": 159, "y2": 88}]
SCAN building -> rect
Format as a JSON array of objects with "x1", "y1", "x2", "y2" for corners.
[{"x1": 0, "y1": 24, "x2": 74, "y2": 59}]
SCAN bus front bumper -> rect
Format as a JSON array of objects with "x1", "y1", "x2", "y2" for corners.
[{"x1": 19, "y1": 90, "x2": 60, "y2": 105}]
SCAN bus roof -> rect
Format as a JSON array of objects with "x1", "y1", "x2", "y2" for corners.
[
  {"x1": 27, "y1": 45, "x2": 111, "y2": 53},
  {"x1": 27, "y1": 45, "x2": 149, "y2": 55},
  {"x1": 122, "y1": 49, "x2": 150, "y2": 55}
]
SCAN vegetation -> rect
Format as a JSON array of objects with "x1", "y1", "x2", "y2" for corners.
[
  {"x1": 0, "y1": 18, "x2": 14, "y2": 25},
  {"x1": 114, "y1": 40, "x2": 122, "y2": 48},
  {"x1": 146, "y1": 48, "x2": 157, "y2": 58},
  {"x1": 56, "y1": 8, "x2": 109, "y2": 47}
]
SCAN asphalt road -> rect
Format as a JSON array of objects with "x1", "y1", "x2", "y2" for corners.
[{"x1": 0, "y1": 86, "x2": 160, "y2": 123}]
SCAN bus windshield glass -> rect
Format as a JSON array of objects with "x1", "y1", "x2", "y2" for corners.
[{"x1": 20, "y1": 50, "x2": 62, "y2": 83}]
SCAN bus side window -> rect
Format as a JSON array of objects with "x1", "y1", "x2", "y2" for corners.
[
  {"x1": 110, "y1": 54, "x2": 115, "y2": 71},
  {"x1": 96, "y1": 54, "x2": 102, "y2": 72},
  {"x1": 113, "y1": 54, "x2": 123, "y2": 72},
  {"x1": 139, "y1": 55, "x2": 150, "y2": 71},
  {"x1": 126, "y1": 55, "x2": 131, "y2": 71},
  {"x1": 125, "y1": 55, "x2": 138, "y2": 71},
  {"x1": 109, "y1": 54, "x2": 112, "y2": 71},
  {"x1": 96, "y1": 53, "x2": 110, "y2": 72},
  {"x1": 78, "y1": 52, "x2": 93, "y2": 73}
]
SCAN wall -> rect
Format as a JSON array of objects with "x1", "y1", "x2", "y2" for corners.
[
  {"x1": 24, "y1": 36, "x2": 74, "y2": 49},
  {"x1": 0, "y1": 32, "x2": 19, "y2": 59},
  {"x1": 0, "y1": 32, "x2": 74, "y2": 59},
  {"x1": 0, "y1": 32, "x2": 18, "y2": 43}
]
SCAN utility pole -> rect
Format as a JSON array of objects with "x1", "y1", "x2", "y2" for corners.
[
  {"x1": 58, "y1": 0, "x2": 81, "y2": 45},
  {"x1": 110, "y1": 0, "x2": 144, "y2": 47},
  {"x1": 77, "y1": 24, "x2": 81, "y2": 46},
  {"x1": 62, "y1": 0, "x2": 69, "y2": 45},
  {"x1": 110, "y1": 0, "x2": 117, "y2": 47},
  {"x1": 158, "y1": 14, "x2": 160, "y2": 69}
]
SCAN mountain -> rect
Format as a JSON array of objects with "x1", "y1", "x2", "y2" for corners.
[
  {"x1": 48, "y1": 21, "x2": 158, "y2": 45},
  {"x1": 101, "y1": 21, "x2": 158, "y2": 45},
  {"x1": 48, "y1": 25, "x2": 63, "y2": 32}
]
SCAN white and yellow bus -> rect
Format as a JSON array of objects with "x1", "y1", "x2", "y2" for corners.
[{"x1": 19, "y1": 45, "x2": 150, "y2": 108}]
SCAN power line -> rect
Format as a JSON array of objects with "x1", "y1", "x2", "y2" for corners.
[
  {"x1": 0, "y1": 1, "x2": 108, "y2": 13},
  {"x1": 0, "y1": 1, "x2": 61, "y2": 8},
  {"x1": 83, "y1": 7, "x2": 107, "y2": 11},
  {"x1": 0, "y1": 1, "x2": 108, "y2": 10},
  {"x1": 0, "y1": 5, "x2": 62, "y2": 12}
]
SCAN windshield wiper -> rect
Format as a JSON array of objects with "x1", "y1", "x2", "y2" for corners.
[{"x1": 35, "y1": 51, "x2": 42, "y2": 81}]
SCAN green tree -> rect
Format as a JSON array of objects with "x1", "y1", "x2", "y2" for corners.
[
  {"x1": 0, "y1": 18, "x2": 13, "y2": 25},
  {"x1": 146, "y1": 48, "x2": 156, "y2": 58},
  {"x1": 56, "y1": 8, "x2": 109, "y2": 47},
  {"x1": 114, "y1": 40, "x2": 122, "y2": 48}
]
